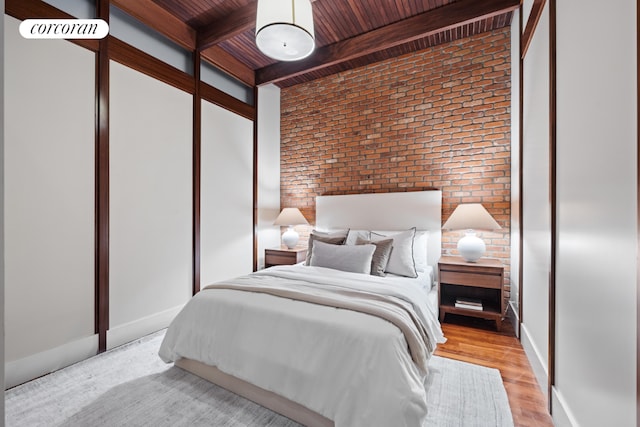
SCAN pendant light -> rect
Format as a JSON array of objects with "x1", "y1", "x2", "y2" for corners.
[{"x1": 255, "y1": 0, "x2": 315, "y2": 61}]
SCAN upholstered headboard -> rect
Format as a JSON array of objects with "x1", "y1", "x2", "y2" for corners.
[{"x1": 315, "y1": 190, "x2": 442, "y2": 272}]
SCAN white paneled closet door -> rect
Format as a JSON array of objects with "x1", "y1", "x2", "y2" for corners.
[
  {"x1": 109, "y1": 61, "x2": 193, "y2": 349},
  {"x1": 201, "y1": 100, "x2": 254, "y2": 286},
  {"x1": 520, "y1": 1, "x2": 551, "y2": 402},
  {"x1": 554, "y1": 0, "x2": 637, "y2": 425},
  {"x1": 4, "y1": 14, "x2": 96, "y2": 388}
]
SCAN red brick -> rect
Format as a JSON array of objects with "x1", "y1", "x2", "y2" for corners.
[{"x1": 280, "y1": 28, "x2": 512, "y2": 290}]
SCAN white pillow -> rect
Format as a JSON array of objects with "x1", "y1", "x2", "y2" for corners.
[
  {"x1": 413, "y1": 230, "x2": 429, "y2": 272},
  {"x1": 371, "y1": 228, "x2": 417, "y2": 278},
  {"x1": 372, "y1": 229, "x2": 429, "y2": 273},
  {"x1": 309, "y1": 240, "x2": 376, "y2": 274}
]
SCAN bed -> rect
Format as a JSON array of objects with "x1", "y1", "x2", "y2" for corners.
[{"x1": 159, "y1": 190, "x2": 445, "y2": 427}]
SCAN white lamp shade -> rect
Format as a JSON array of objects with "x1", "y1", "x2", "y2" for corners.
[
  {"x1": 443, "y1": 203, "x2": 500, "y2": 262},
  {"x1": 256, "y1": 0, "x2": 315, "y2": 61},
  {"x1": 274, "y1": 207, "x2": 309, "y2": 226},
  {"x1": 442, "y1": 203, "x2": 501, "y2": 231}
]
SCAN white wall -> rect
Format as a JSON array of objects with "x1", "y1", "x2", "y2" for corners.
[
  {"x1": 521, "y1": 0, "x2": 534, "y2": 24},
  {"x1": 509, "y1": 8, "x2": 521, "y2": 335},
  {"x1": 109, "y1": 60, "x2": 192, "y2": 349},
  {"x1": 200, "y1": 100, "x2": 254, "y2": 284},
  {"x1": 257, "y1": 84, "x2": 282, "y2": 269},
  {"x1": 520, "y1": 2, "x2": 551, "y2": 400},
  {"x1": 1, "y1": 0, "x2": 6, "y2": 420},
  {"x1": 554, "y1": 1, "x2": 637, "y2": 425},
  {"x1": 4, "y1": 15, "x2": 97, "y2": 387}
]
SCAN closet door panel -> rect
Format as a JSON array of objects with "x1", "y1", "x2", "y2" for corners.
[
  {"x1": 201, "y1": 100, "x2": 254, "y2": 285},
  {"x1": 5, "y1": 15, "x2": 95, "y2": 362},
  {"x1": 555, "y1": 0, "x2": 637, "y2": 425},
  {"x1": 5, "y1": 15, "x2": 95, "y2": 386},
  {"x1": 109, "y1": 61, "x2": 192, "y2": 346},
  {"x1": 521, "y1": 2, "x2": 551, "y2": 398}
]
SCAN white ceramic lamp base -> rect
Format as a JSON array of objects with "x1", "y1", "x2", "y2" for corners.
[
  {"x1": 281, "y1": 227, "x2": 300, "y2": 249},
  {"x1": 457, "y1": 230, "x2": 486, "y2": 262}
]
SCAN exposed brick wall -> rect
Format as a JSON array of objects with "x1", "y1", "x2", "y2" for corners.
[{"x1": 280, "y1": 28, "x2": 512, "y2": 297}]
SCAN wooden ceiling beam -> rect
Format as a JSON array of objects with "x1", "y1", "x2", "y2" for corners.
[
  {"x1": 111, "y1": 0, "x2": 256, "y2": 87},
  {"x1": 197, "y1": 4, "x2": 256, "y2": 51},
  {"x1": 111, "y1": 0, "x2": 196, "y2": 50},
  {"x1": 521, "y1": 0, "x2": 547, "y2": 58},
  {"x1": 255, "y1": 0, "x2": 520, "y2": 86},
  {"x1": 201, "y1": 45, "x2": 256, "y2": 86}
]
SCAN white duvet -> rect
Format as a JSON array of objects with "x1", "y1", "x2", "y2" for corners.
[{"x1": 159, "y1": 264, "x2": 446, "y2": 427}]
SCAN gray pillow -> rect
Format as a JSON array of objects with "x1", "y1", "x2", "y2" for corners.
[
  {"x1": 355, "y1": 237, "x2": 393, "y2": 276},
  {"x1": 309, "y1": 240, "x2": 376, "y2": 274},
  {"x1": 345, "y1": 229, "x2": 371, "y2": 245},
  {"x1": 311, "y1": 229, "x2": 349, "y2": 239},
  {"x1": 305, "y1": 232, "x2": 347, "y2": 264}
]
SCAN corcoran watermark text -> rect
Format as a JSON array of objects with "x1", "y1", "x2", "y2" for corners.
[{"x1": 19, "y1": 19, "x2": 109, "y2": 39}]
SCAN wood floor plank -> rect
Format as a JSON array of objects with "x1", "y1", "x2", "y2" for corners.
[{"x1": 434, "y1": 314, "x2": 554, "y2": 427}]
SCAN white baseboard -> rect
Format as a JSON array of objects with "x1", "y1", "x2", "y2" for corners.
[
  {"x1": 6, "y1": 334, "x2": 99, "y2": 389},
  {"x1": 551, "y1": 387, "x2": 579, "y2": 427},
  {"x1": 520, "y1": 323, "x2": 549, "y2": 401},
  {"x1": 506, "y1": 300, "x2": 519, "y2": 338},
  {"x1": 107, "y1": 304, "x2": 184, "y2": 350},
  {"x1": 6, "y1": 305, "x2": 185, "y2": 389}
]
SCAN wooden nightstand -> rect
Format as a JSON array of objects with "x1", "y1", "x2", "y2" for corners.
[
  {"x1": 265, "y1": 247, "x2": 307, "y2": 268},
  {"x1": 438, "y1": 256, "x2": 505, "y2": 330}
]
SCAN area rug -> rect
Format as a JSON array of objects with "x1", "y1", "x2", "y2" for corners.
[{"x1": 6, "y1": 330, "x2": 513, "y2": 427}]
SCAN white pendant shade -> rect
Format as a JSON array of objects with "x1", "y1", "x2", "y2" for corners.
[{"x1": 256, "y1": 0, "x2": 315, "y2": 61}]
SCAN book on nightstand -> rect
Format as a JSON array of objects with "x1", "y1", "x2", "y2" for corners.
[{"x1": 455, "y1": 297, "x2": 483, "y2": 311}]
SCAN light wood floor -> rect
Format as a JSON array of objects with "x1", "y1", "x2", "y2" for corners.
[{"x1": 434, "y1": 314, "x2": 554, "y2": 427}]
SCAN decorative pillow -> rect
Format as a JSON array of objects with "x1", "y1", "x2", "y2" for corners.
[
  {"x1": 371, "y1": 228, "x2": 417, "y2": 278},
  {"x1": 412, "y1": 230, "x2": 429, "y2": 272},
  {"x1": 355, "y1": 237, "x2": 393, "y2": 276},
  {"x1": 345, "y1": 229, "x2": 371, "y2": 245},
  {"x1": 311, "y1": 229, "x2": 349, "y2": 239},
  {"x1": 305, "y1": 231, "x2": 348, "y2": 264},
  {"x1": 309, "y1": 240, "x2": 376, "y2": 274},
  {"x1": 372, "y1": 229, "x2": 429, "y2": 272}
]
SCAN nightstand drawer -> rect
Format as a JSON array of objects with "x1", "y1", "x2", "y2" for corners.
[
  {"x1": 266, "y1": 253, "x2": 298, "y2": 265},
  {"x1": 265, "y1": 247, "x2": 307, "y2": 268},
  {"x1": 439, "y1": 270, "x2": 502, "y2": 289}
]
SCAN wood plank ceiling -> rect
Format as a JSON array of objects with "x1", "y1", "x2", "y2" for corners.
[{"x1": 118, "y1": 0, "x2": 519, "y2": 88}]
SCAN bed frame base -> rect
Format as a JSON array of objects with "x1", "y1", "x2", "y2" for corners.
[{"x1": 175, "y1": 358, "x2": 334, "y2": 427}]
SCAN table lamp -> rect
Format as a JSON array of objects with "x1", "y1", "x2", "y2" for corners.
[
  {"x1": 442, "y1": 203, "x2": 501, "y2": 262},
  {"x1": 274, "y1": 208, "x2": 309, "y2": 249}
]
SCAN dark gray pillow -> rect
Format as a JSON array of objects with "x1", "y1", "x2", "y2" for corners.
[
  {"x1": 356, "y1": 237, "x2": 393, "y2": 277},
  {"x1": 305, "y1": 233, "x2": 347, "y2": 264}
]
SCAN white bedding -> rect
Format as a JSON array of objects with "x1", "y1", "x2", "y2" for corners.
[{"x1": 159, "y1": 264, "x2": 445, "y2": 427}]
